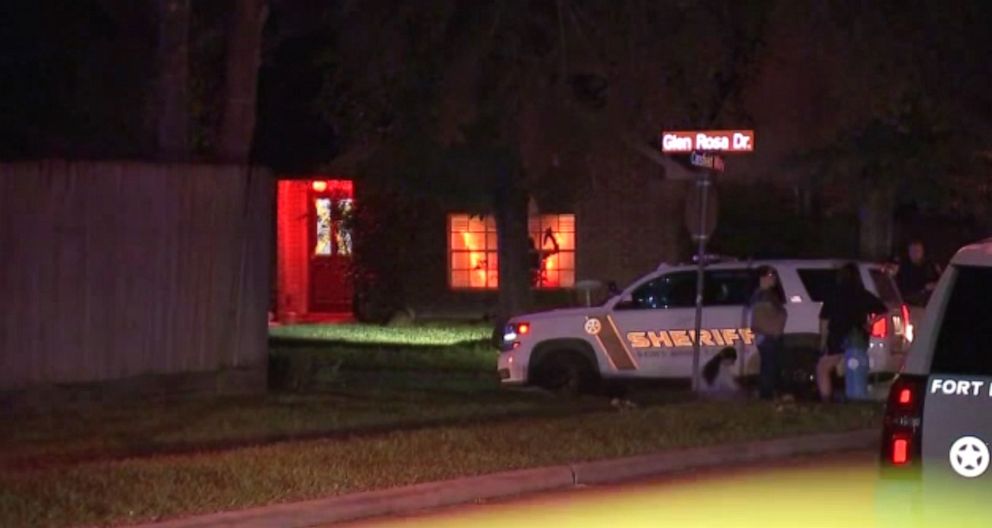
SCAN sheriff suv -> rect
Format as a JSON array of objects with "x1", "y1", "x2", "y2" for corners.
[
  {"x1": 497, "y1": 259, "x2": 909, "y2": 394},
  {"x1": 878, "y1": 239, "x2": 992, "y2": 526}
]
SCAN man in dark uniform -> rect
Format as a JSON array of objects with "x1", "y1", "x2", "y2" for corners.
[{"x1": 896, "y1": 240, "x2": 942, "y2": 307}]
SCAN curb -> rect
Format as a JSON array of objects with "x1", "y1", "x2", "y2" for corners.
[{"x1": 135, "y1": 429, "x2": 878, "y2": 528}]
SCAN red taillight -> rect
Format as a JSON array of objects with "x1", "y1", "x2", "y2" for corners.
[
  {"x1": 892, "y1": 436, "x2": 910, "y2": 465},
  {"x1": 870, "y1": 315, "x2": 888, "y2": 338},
  {"x1": 516, "y1": 323, "x2": 530, "y2": 335},
  {"x1": 881, "y1": 375, "x2": 926, "y2": 471},
  {"x1": 887, "y1": 376, "x2": 923, "y2": 414},
  {"x1": 900, "y1": 304, "x2": 911, "y2": 329},
  {"x1": 898, "y1": 387, "x2": 912, "y2": 406}
]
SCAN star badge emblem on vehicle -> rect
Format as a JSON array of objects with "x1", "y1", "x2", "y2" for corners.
[
  {"x1": 949, "y1": 436, "x2": 990, "y2": 478},
  {"x1": 584, "y1": 318, "x2": 602, "y2": 336}
]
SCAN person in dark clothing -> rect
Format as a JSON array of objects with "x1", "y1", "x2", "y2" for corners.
[
  {"x1": 701, "y1": 346, "x2": 740, "y2": 397},
  {"x1": 749, "y1": 266, "x2": 787, "y2": 400},
  {"x1": 895, "y1": 240, "x2": 942, "y2": 307},
  {"x1": 817, "y1": 263, "x2": 887, "y2": 402}
]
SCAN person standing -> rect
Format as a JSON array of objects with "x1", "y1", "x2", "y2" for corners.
[
  {"x1": 895, "y1": 239, "x2": 942, "y2": 307},
  {"x1": 817, "y1": 263, "x2": 886, "y2": 402},
  {"x1": 750, "y1": 266, "x2": 788, "y2": 400}
]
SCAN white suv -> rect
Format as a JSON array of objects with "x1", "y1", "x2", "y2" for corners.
[
  {"x1": 497, "y1": 259, "x2": 909, "y2": 393},
  {"x1": 877, "y1": 239, "x2": 992, "y2": 525}
]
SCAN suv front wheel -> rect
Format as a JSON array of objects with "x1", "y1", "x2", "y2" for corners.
[{"x1": 535, "y1": 351, "x2": 598, "y2": 396}]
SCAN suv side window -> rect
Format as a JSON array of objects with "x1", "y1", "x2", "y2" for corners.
[
  {"x1": 629, "y1": 272, "x2": 696, "y2": 309},
  {"x1": 705, "y1": 269, "x2": 759, "y2": 306},
  {"x1": 931, "y1": 266, "x2": 992, "y2": 376},
  {"x1": 797, "y1": 268, "x2": 864, "y2": 302}
]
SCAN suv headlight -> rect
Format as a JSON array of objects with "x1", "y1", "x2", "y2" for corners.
[{"x1": 502, "y1": 322, "x2": 531, "y2": 346}]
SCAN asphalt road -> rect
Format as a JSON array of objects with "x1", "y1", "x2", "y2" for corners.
[{"x1": 339, "y1": 450, "x2": 984, "y2": 528}]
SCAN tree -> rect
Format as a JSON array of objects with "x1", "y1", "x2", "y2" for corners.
[
  {"x1": 316, "y1": 0, "x2": 778, "y2": 318},
  {"x1": 795, "y1": 1, "x2": 992, "y2": 258},
  {"x1": 217, "y1": 0, "x2": 269, "y2": 163},
  {"x1": 153, "y1": 0, "x2": 191, "y2": 160}
]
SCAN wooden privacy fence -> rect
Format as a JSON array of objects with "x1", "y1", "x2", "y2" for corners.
[{"x1": 0, "y1": 161, "x2": 272, "y2": 392}]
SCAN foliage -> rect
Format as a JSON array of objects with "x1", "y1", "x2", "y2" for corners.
[
  {"x1": 188, "y1": 1, "x2": 229, "y2": 157},
  {"x1": 707, "y1": 183, "x2": 859, "y2": 259},
  {"x1": 314, "y1": 1, "x2": 781, "y2": 313},
  {"x1": 0, "y1": 1, "x2": 156, "y2": 159},
  {"x1": 346, "y1": 189, "x2": 434, "y2": 322},
  {"x1": 794, "y1": 1, "x2": 992, "y2": 218}
]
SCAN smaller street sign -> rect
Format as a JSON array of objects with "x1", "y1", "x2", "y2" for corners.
[{"x1": 689, "y1": 151, "x2": 725, "y2": 172}]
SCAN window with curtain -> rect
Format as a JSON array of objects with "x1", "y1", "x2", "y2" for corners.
[
  {"x1": 448, "y1": 214, "x2": 499, "y2": 289},
  {"x1": 447, "y1": 213, "x2": 576, "y2": 290}
]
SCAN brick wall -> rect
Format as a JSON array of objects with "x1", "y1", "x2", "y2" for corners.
[
  {"x1": 381, "y1": 159, "x2": 689, "y2": 318},
  {"x1": 575, "y1": 157, "x2": 688, "y2": 290}
]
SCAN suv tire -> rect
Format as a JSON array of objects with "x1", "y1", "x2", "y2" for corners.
[
  {"x1": 780, "y1": 346, "x2": 820, "y2": 400},
  {"x1": 536, "y1": 351, "x2": 598, "y2": 396}
]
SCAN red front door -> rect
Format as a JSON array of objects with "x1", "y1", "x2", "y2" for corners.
[{"x1": 309, "y1": 184, "x2": 353, "y2": 313}]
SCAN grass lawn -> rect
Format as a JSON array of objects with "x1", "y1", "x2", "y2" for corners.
[
  {"x1": 0, "y1": 400, "x2": 883, "y2": 528},
  {"x1": 268, "y1": 322, "x2": 493, "y2": 346},
  {"x1": 0, "y1": 371, "x2": 607, "y2": 470},
  {"x1": 0, "y1": 333, "x2": 602, "y2": 470},
  {"x1": 0, "y1": 324, "x2": 885, "y2": 527}
]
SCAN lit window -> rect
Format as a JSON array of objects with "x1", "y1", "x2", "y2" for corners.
[
  {"x1": 447, "y1": 213, "x2": 576, "y2": 290},
  {"x1": 449, "y1": 214, "x2": 499, "y2": 289},
  {"x1": 314, "y1": 198, "x2": 332, "y2": 256},
  {"x1": 335, "y1": 199, "x2": 353, "y2": 256},
  {"x1": 529, "y1": 214, "x2": 575, "y2": 289}
]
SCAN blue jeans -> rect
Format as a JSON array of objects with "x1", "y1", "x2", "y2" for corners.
[
  {"x1": 758, "y1": 335, "x2": 782, "y2": 400},
  {"x1": 844, "y1": 343, "x2": 870, "y2": 401}
]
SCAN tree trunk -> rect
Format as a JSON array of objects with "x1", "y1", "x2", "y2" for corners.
[
  {"x1": 154, "y1": 0, "x2": 190, "y2": 160},
  {"x1": 493, "y1": 172, "x2": 532, "y2": 322},
  {"x1": 217, "y1": 0, "x2": 269, "y2": 163},
  {"x1": 859, "y1": 183, "x2": 895, "y2": 261}
]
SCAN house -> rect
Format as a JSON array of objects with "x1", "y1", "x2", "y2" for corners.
[{"x1": 272, "y1": 162, "x2": 692, "y2": 323}]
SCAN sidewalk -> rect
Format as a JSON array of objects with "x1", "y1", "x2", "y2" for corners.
[{"x1": 135, "y1": 429, "x2": 878, "y2": 528}]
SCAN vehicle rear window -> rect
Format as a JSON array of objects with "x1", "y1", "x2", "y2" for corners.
[
  {"x1": 931, "y1": 266, "x2": 992, "y2": 376},
  {"x1": 797, "y1": 269, "x2": 839, "y2": 302},
  {"x1": 869, "y1": 269, "x2": 902, "y2": 306},
  {"x1": 797, "y1": 267, "x2": 868, "y2": 302}
]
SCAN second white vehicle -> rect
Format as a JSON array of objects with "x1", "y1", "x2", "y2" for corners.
[{"x1": 497, "y1": 259, "x2": 911, "y2": 393}]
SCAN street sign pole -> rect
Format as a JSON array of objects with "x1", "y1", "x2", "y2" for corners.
[
  {"x1": 691, "y1": 170, "x2": 710, "y2": 392},
  {"x1": 661, "y1": 130, "x2": 753, "y2": 392}
]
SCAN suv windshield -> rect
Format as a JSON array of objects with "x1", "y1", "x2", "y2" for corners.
[{"x1": 930, "y1": 266, "x2": 992, "y2": 376}]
